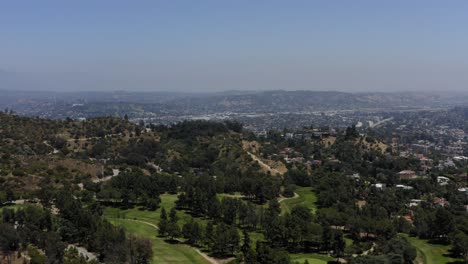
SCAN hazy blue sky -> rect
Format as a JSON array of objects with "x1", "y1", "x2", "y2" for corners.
[{"x1": 1, "y1": 1, "x2": 467, "y2": 92}]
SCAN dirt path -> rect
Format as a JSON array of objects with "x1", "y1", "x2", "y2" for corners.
[
  {"x1": 67, "y1": 245, "x2": 98, "y2": 261},
  {"x1": 66, "y1": 133, "x2": 123, "y2": 142},
  {"x1": 247, "y1": 151, "x2": 283, "y2": 175},
  {"x1": 92, "y1": 169, "x2": 120, "y2": 183},
  {"x1": 43, "y1": 141, "x2": 60, "y2": 154}
]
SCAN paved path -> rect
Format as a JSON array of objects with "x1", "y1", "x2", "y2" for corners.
[{"x1": 278, "y1": 192, "x2": 299, "y2": 203}]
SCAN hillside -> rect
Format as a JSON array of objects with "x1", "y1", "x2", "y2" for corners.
[{"x1": 0, "y1": 113, "x2": 269, "y2": 195}]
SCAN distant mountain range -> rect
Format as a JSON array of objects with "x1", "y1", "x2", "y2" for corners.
[
  {"x1": 157, "y1": 90, "x2": 468, "y2": 113},
  {"x1": 1, "y1": 89, "x2": 467, "y2": 118}
]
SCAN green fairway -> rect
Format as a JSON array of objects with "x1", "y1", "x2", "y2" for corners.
[
  {"x1": 0, "y1": 204, "x2": 28, "y2": 213},
  {"x1": 104, "y1": 194, "x2": 212, "y2": 263},
  {"x1": 104, "y1": 193, "x2": 194, "y2": 226},
  {"x1": 108, "y1": 218, "x2": 210, "y2": 264},
  {"x1": 280, "y1": 187, "x2": 317, "y2": 215},
  {"x1": 404, "y1": 235, "x2": 462, "y2": 264},
  {"x1": 104, "y1": 192, "x2": 326, "y2": 264},
  {"x1": 290, "y1": 253, "x2": 333, "y2": 264}
]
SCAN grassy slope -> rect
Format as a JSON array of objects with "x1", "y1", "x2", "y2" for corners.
[
  {"x1": 404, "y1": 235, "x2": 462, "y2": 264},
  {"x1": 0, "y1": 204, "x2": 27, "y2": 213},
  {"x1": 104, "y1": 194, "x2": 210, "y2": 264},
  {"x1": 104, "y1": 194, "x2": 182, "y2": 226},
  {"x1": 280, "y1": 187, "x2": 317, "y2": 215},
  {"x1": 290, "y1": 253, "x2": 334, "y2": 264},
  {"x1": 108, "y1": 218, "x2": 210, "y2": 264}
]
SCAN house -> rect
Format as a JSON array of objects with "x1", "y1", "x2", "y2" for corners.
[
  {"x1": 284, "y1": 148, "x2": 294, "y2": 153},
  {"x1": 400, "y1": 152, "x2": 409, "y2": 158},
  {"x1": 402, "y1": 215, "x2": 414, "y2": 225},
  {"x1": 453, "y1": 156, "x2": 468, "y2": 161},
  {"x1": 349, "y1": 173, "x2": 361, "y2": 180},
  {"x1": 443, "y1": 160, "x2": 456, "y2": 167},
  {"x1": 433, "y1": 198, "x2": 449, "y2": 207},
  {"x1": 311, "y1": 160, "x2": 322, "y2": 166},
  {"x1": 294, "y1": 133, "x2": 303, "y2": 139},
  {"x1": 437, "y1": 176, "x2": 450, "y2": 186},
  {"x1": 408, "y1": 199, "x2": 423, "y2": 207},
  {"x1": 396, "y1": 184, "x2": 414, "y2": 190},
  {"x1": 371, "y1": 183, "x2": 386, "y2": 190},
  {"x1": 398, "y1": 170, "x2": 417, "y2": 180},
  {"x1": 419, "y1": 156, "x2": 433, "y2": 165}
]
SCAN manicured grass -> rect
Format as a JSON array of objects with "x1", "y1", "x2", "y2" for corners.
[
  {"x1": 280, "y1": 187, "x2": 317, "y2": 215},
  {"x1": 249, "y1": 231, "x2": 266, "y2": 245},
  {"x1": 104, "y1": 194, "x2": 213, "y2": 263},
  {"x1": 108, "y1": 218, "x2": 210, "y2": 264},
  {"x1": 104, "y1": 194, "x2": 195, "y2": 226},
  {"x1": 104, "y1": 192, "x2": 327, "y2": 264},
  {"x1": 0, "y1": 204, "x2": 27, "y2": 213},
  {"x1": 344, "y1": 237, "x2": 354, "y2": 248},
  {"x1": 404, "y1": 235, "x2": 462, "y2": 264},
  {"x1": 290, "y1": 253, "x2": 334, "y2": 264}
]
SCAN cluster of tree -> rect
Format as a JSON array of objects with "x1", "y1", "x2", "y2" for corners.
[
  {"x1": 0, "y1": 187, "x2": 153, "y2": 264},
  {"x1": 412, "y1": 206, "x2": 468, "y2": 260},
  {"x1": 164, "y1": 120, "x2": 230, "y2": 141},
  {"x1": 118, "y1": 138, "x2": 163, "y2": 166},
  {"x1": 158, "y1": 207, "x2": 240, "y2": 257},
  {"x1": 97, "y1": 170, "x2": 180, "y2": 209},
  {"x1": 351, "y1": 237, "x2": 416, "y2": 264}
]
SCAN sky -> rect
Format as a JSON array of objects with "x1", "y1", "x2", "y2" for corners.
[{"x1": 1, "y1": 0, "x2": 468, "y2": 92}]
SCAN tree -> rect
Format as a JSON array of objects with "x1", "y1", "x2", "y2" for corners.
[
  {"x1": 166, "y1": 208, "x2": 180, "y2": 240},
  {"x1": 452, "y1": 232, "x2": 468, "y2": 261},
  {"x1": 29, "y1": 245, "x2": 47, "y2": 264},
  {"x1": 330, "y1": 231, "x2": 346, "y2": 258},
  {"x1": 182, "y1": 219, "x2": 202, "y2": 245},
  {"x1": 0, "y1": 224, "x2": 19, "y2": 264},
  {"x1": 128, "y1": 236, "x2": 153, "y2": 264},
  {"x1": 44, "y1": 232, "x2": 66, "y2": 264},
  {"x1": 211, "y1": 223, "x2": 239, "y2": 257},
  {"x1": 267, "y1": 199, "x2": 281, "y2": 216},
  {"x1": 322, "y1": 228, "x2": 345, "y2": 258},
  {"x1": 255, "y1": 241, "x2": 290, "y2": 264},
  {"x1": 381, "y1": 237, "x2": 416, "y2": 264},
  {"x1": 205, "y1": 221, "x2": 215, "y2": 248},
  {"x1": 169, "y1": 207, "x2": 178, "y2": 223},
  {"x1": 241, "y1": 230, "x2": 256, "y2": 263},
  {"x1": 158, "y1": 207, "x2": 168, "y2": 237},
  {"x1": 2, "y1": 208, "x2": 15, "y2": 224},
  {"x1": 221, "y1": 198, "x2": 238, "y2": 225},
  {"x1": 432, "y1": 208, "x2": 455, "y2": 241},
  {"x1": 145, "y1": 197, "x2": 160, "y2": 211}
]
